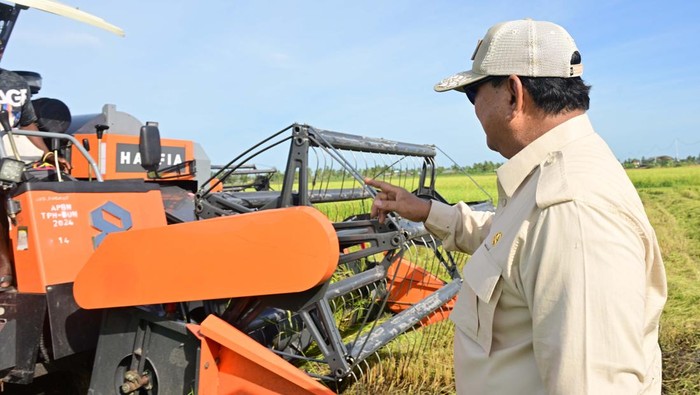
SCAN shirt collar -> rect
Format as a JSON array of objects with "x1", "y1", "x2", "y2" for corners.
[{"x1": 496, "y1": 114, "x2": 595, "y2": 198}]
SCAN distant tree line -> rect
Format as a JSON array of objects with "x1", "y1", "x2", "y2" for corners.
[
  {"x1": 459, "y1": 160, "x2": 501, "y2": 174},
  {"x1": 621, "y1": 155, "x2": 700, "y2": 169},
  {"x1": 444, "y1": 156, "x2": 700, "y2": 173},
  {"x1": 215, "y1": 156, "x2": 699, "y2": 187}
]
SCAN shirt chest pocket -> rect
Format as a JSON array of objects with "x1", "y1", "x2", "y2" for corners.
[{"x1": 451, "y1": 246, "x2": 503, "y2": 355}]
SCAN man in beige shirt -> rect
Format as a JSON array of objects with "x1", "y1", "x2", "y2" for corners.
[{"x1": 367, "y1": 19, "x2": 666, "y2": 394}]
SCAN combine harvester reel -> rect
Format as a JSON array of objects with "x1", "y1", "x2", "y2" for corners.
[
  {"x1": 74, "y1": 123, "x2": 492, "y2": 394},
  {"x1": 195, "y1": 124, "x2": 494, "y2": 391}
]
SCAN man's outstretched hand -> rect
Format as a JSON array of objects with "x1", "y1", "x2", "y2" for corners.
[{"x1": 365, "y1": 178, "x2": 431, "y2": 224}]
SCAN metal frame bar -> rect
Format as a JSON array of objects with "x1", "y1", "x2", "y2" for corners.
[
  {"x1": 0, "y1": 128, "x2": 103, "y2": 181},
  {"x1": 0, "y1": 4, "x2": 23, "y2": 63}
]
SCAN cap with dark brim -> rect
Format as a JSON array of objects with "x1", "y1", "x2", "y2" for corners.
[{"x1": 434, "y1": 71, "x2": 489, "y2": 92}]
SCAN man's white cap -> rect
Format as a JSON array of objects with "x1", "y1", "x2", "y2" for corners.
[{"x1": 434, "y1": 19, "x2": 583, "y2": 92}]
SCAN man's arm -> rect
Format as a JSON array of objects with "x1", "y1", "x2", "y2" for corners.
[
  {"x1": 365, "y1": 178, "x2": 431, "y2": 223},
  {"x1": 19, "y1": 123, "x2": 72, "y2": 170},
  {"x1": 20, "y1": 122, "x2": 49, "y2": 152},
  {"x1": 424, "y1": 200, "x2": 493, "y2": 254},
  {"x1": 520, "y1": 201, "x2": 650, "y2": 394},
  {"x1": 13, "y1": 77, "x2": 71, "y2": 171},
  {"x1": 366, "y1": 178, "x2": 494, "y2": 254}
]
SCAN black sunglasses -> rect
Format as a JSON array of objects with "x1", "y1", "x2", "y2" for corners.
[{"x1": 464, "y1": 76, "x2": 496, "y2": 105}]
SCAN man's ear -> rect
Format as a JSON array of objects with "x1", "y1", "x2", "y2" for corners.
[{"x1": 506, "y1": 75, "x2": 525, "y2": 115}]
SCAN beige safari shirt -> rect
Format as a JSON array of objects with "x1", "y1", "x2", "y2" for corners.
[{"x1": 425, "y1": 114, "x2": 667, "y2": 394}]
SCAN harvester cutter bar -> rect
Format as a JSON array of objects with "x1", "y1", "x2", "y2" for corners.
[{"x1": 347, "y1": 279, "x2": 461, "y2": 363}]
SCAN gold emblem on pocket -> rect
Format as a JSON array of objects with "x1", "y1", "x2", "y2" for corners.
[{"x1": 492, "y1": 232, "x2": 502, "y2": 246}]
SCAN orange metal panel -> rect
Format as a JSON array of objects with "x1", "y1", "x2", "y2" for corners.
[
  {"x1": 188, "y1": 316, "x2": 333, "y2": 395},
  {"x1": 10, "y1": 186, "x2": 166, "y2": 293},
  {"x1": 189, "y1": 326, "x2": 221, "y2": 395},
  {"x1": 70, "y1": 133, "x2": 195, "y2": 181},
  {"x1": 74, "y1": 206, "x2": 339, "y2": 309},
  {"x1": 386, "y1": 257, "x2": 455, "y2": 325}
]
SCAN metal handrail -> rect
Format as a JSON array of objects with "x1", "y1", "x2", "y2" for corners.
[{"x1": 0, "y1": 128, "x2": 103, "y2": 181}]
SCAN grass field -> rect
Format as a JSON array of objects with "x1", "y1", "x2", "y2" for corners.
[
  {"x1": 630, "y1": 166, "x2": 700, "y2": 394},
  {"x1": 345, "y1": 165, "x2": 700, "y2": 394}
]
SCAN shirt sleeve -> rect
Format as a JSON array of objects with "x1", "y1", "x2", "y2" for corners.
[
  {"x1": 424, "y1": 201, "x2": 494, "y2": 254},
  {"x1": 19, "y1": 84, "x2": 37, "y2": 127},
  {"x1": 519, "y1": 200, "x2": 649, "y2": 394}
]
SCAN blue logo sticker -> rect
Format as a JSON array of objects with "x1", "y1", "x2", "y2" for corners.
[{"x1": 90, "y1": 201, "x2": 133, "y2": 249}]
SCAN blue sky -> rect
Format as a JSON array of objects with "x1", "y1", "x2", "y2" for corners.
[{"x1": 2, "y1": 0, "x2": 699, "y2": 168}]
